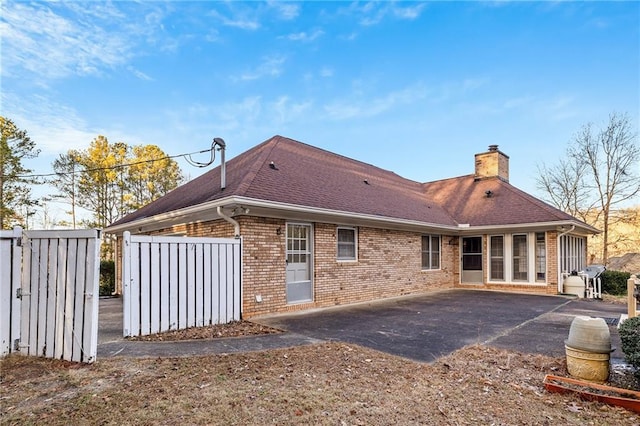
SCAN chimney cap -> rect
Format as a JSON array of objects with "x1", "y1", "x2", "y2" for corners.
[{"x1": 488, "y1": 144, "x2": 499, "y2": 152}]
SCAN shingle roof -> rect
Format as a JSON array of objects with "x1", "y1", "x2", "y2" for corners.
[
  {"x1": 109, "y1": 135, "x2": 594, "y2": 232},
  {"x1": 422, "y1": 174, "x2": 581, "y2": 226}
]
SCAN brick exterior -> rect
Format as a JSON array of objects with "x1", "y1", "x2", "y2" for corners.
[{"x1": 115, "y1": 218, "x2": 574, "y2": 317}]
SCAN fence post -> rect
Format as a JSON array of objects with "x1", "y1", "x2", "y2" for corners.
[
  {"x1": 629, "y1": 275, "x2": 638, "y2": 319},
  {"x1": 122, "y1": 231, "x2": 131, "y2": 337}
]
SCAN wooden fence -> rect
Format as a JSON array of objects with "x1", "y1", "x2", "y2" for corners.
[
  {"x1": 0, "y1": 228, "x2": 101, "y2": 363},
  {"x1": 122, "y1": 232, "x2": 241, "y2": 337}
]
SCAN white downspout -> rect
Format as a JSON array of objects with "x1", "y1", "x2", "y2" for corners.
[
  {"x1": 217, "y1": 206, "x2": 240, "y2": 239},
  {"x1": 556, "y1": 225, "x2": 576, "y2": 293}
]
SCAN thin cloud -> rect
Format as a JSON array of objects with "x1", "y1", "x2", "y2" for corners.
[
  {"x1": 127, "y1": 67, "x2": 154, "y2": 81},
  {"x1": 2, "y1": 92, "x2": 100, "y2": 154},
  {"x1": 283, "y1": 29, "x2": 324, "y2": 42},
  {"x1": 324, "y1": 83, "x2": 428, "y2": 120},
  {"x1": 271, "y1": 96, "x2": 313, "y2": 125},
  {"x1": 209, "y1": 9, "x2": 260, "y2": 31},
  {"x1": 320, "y1": 67, "x2": 334, "y2": 78},
  {"x1": 0, "y1": 2, "x2": 173, "y2": 80},
  {"x1": 341, "y1": 1, "x2": 427, "y2": 27},
  {"x1": 236, "y1": 55, "x2": 287, "y2": 81},
  {"x1": 267, "y1": 1, "x2": 300, "y2": 20}
]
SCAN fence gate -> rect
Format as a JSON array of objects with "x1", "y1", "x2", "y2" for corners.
[
  {"x1": 122, "y1": 232, "x2": 241, "y2": 337},
  {"x1": 0, "y1": 228, "x2": 101, "y2": 363}
]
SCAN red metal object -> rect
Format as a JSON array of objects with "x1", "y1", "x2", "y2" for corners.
[{"x1": 544, "y1": 374, "x2": 640, "y2": 414}]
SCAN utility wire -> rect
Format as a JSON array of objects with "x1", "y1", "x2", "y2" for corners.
[{"x1": 5, "y1": 140, "x2": 220, "y2": 179}]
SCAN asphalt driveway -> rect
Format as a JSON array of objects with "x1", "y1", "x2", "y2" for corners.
[{"x1": 255, "y1": 289, "x2": 626, "y2": 363}]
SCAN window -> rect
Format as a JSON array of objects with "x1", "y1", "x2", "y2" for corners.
[
  {"x1": 422, "y1": 235, "x2": 441, "y2": 270},
  {"x1": 337, "y1": 227, "x2": 357, "y2": 261},
  {"x1": 512, "y1": 234, "x2": 528, "y2": 281},
  {"x1": 535, "y1": 232, "x2": 546, "y2": 282},
  {"x1": 559, "y1": 234, "x2": 586, "y2": 274},
  {"x1": 490, "y1": 235, "x2": 504, "y2": 280}
]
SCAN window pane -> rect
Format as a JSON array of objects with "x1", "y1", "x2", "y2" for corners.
[
  {"x1": 431, "y1": 252, "x2": 440, "y2": 269},
  {"x1": 491, "y1": 259, "x2": 504, "y2": 280},
  {"x1": 536, "y1": 232, "x2": 546, "y2": 281},
  {"x1": 512, "y1": 234, "x2": 528, "y2": 281},
  {"x1": 422, "y1": 235, "x2": 440, "y2": 269},
  {"x1": 338, "y1": 228, "x2": 354, "y2": 242},
  {"x1": 337, "y1": 228, "x2": 356, "y2": 260},
  {"x1": 490, "y1": 236, "x2": 504, "y2": 280},
  {"x1": 463, "y1": 254, "x2": 483, "y2": 270}
]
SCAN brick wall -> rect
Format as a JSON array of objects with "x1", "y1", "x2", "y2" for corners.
[{"x1": 115, "y1": 218, "x2": 565, "y2": 317}]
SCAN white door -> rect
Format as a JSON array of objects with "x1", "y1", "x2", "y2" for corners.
[{"x1": 286, "y1": 223, "x2": 313, "y2": 304}]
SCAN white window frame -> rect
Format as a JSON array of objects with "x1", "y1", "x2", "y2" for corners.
[
  {"x1": 487, "y1": 232, "x2": 547, "y2": 286},
  {"x1": 489, "y1": 235, "x2": 505, "y2": 281},
  {"x1": 421, "y1": 234, "x2": 441, "y2": 271},
  {"x1": 512, "y1": 234, "x2": 529, "y2": 282},
  {"x1": 336, "y1": 226, "x2": 357, "y2": 261},
  {"x1": 535, "y1": 232, "x2": 546, "y2": 283}
]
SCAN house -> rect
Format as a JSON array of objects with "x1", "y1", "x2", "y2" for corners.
[{"x1": 106, "y1": 136, "x2": 598, "y2": 317}]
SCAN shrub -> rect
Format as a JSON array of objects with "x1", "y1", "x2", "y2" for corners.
[
  {"x1": 99, "y1": 260, "x2": 116, "y2": 296},
  {"x1": 600, "y1": 270, "x2": 631, "y2": 296},
  {"x1": 619, "y1": 316, "x2": 640, "y2": 377}
]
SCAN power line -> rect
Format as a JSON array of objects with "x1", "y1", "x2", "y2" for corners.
[{"x1": 5, "y1": 141, "x2": 221, "y2": 179}]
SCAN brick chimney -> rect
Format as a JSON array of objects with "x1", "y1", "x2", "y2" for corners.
[{"x1": 474, "y1": 145, "x2": 509, "y2": 182}]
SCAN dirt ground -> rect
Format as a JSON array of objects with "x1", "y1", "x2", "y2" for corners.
[
  {"x1": 2, "y1": 342, "x2": 640, "y2": 425},
  {"x1": 2, "y1": 295, "x2": 639, "y2": 425}
]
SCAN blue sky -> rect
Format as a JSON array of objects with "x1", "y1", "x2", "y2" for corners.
[{"x1": 1, "y1": 1, "x2": 639, "y2": 226}]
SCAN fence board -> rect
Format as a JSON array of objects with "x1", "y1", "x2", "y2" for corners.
[
  {"x1": 0, "y1": 227, "x2": 22, "y2": 356},
  {"x1": 211, "y1": 245, "x2": 220, "y2": 325},
  {"x1": 54, "y1": 239, "x2": 68, "y2": 360},
  {"x1": 122, "y1": 235, "x2": 241, "y2": 337},
  {"x1": 150, "y1": 242, "x2": 160, "y2": 334},
  {"x1": 219, "y1": 246, "x2": 228, "y2": 324},
  {"x1": 160, "y1": 243, "x2": 170, "y2": 331},
  {"x1": 72, "y1": 238, "x2": 88, "y2": 363},
  {"x1": 140, "y1": 242, "x2": 151, "y2": 335},
  {"x1": 45, "y1": 239, "x2": 59, "y2": 358},
  {"x1": 169, "y1": 243, "x2": 178, "y2": 330},
  {"x1": 203, "y1": 244, "x2": 212, "y2": 325},
  {"x1": 187, "y1": 244, "x2": 196, "y2": 328},
  {"x1": 63, "y1": 238, "x2": 78, "y2": 361},
  {"x1": 178, "y1": 243, "x2": 187, "y2": 329},
  {"x1": 195, "y1": 244, "x2": 204, "y2": 327},
  {"x1": 36, "y1": 239, "x2": 48, "y2": 357},
  {"x1": 0, "y1": 234, "x2": 11, "y2": 354}
]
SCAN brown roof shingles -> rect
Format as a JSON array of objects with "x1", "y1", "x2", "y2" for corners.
[
  {"x1": 109, "y1": 135, "x2": 587, "y2": 230},
  {"x1": 422, "y1": 174, "x2": 580, "y2": 226}
]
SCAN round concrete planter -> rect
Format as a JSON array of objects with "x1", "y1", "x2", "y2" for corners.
[{"x1": 565, "y1": 316, "x2": 612, "y2": 353}]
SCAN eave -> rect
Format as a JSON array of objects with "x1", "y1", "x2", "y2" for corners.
[{"x1": 105, "y1": 196, "x2": 600, "y2": 237}]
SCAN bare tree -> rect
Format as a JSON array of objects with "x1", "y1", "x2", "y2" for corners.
[
  {"x1": 538, "y1": 112, "x2": 639, "y2": 264},
  {"x1": 536, "y1": 156, "x2": 593, "y2": 222}
]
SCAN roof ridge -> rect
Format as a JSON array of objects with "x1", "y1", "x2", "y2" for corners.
[{"x1": 422, "y1": 173, "x2": 475, "y2": 186}]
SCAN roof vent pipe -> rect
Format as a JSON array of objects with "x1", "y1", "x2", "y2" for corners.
[{"x1": 213, "y1": 137, "x2": 226, "y2": 190}]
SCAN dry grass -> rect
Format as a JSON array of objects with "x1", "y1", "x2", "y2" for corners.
[{"x1": 2, "y1": 343, "x2": 639, "y2": 425}]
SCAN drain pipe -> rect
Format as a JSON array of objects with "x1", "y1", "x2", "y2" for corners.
[
  {"x1": 557, "y1": 225, "x2": 576, "y2": 293},
  {"x1": 217, "y1": 206, "x2": 240, "y2": 239}
]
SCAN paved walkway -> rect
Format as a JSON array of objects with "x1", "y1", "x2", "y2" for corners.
[{"x1": 97, "y1": 290, "x2": 627, "y2": 362}]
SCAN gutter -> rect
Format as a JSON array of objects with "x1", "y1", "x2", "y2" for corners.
[
  {"x1": 217, "y1": 206, "x2": 240, "y2": 238},
  {"x1": 556, "y1": 225, "x2": 576, "y2": 293}
]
